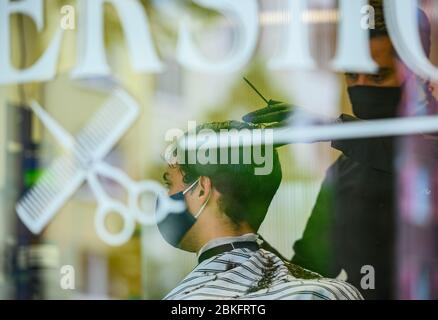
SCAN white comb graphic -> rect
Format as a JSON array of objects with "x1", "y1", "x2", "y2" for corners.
[{"x1": 16, "y1": 89, "x2": 184, "y2": 246}]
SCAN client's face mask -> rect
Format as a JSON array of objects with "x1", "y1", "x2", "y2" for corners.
[
  {"x1": 347, "y1": 86, "x2": 403, "y2": 120},
  {"x1": 157, "y1": 178, "x2": 210, "y2": 248}
]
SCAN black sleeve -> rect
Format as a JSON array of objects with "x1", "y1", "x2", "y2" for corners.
[
  {"x1": 291, "y1": 166, "x2": 340, "y2": 278},
  {"x1": 331, "y1": 114, "x2": 395, "y2": 173}
]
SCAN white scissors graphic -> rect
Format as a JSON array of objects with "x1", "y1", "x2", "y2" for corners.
[{"x1": 16, "y1": 90, "x2": 184, "y2": 246}]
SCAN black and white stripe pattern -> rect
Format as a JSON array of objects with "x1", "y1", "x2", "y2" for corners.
[{"x1": 164, "y1": 248, "x2": 363, "y2": 300}]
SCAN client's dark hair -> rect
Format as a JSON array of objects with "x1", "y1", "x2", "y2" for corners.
[{"x1": 175, "y1": 121, "x2": 282, "y2": 231}]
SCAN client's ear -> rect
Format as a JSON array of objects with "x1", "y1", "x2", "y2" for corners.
[{"x1": 198, "y1": 176, "x2": 212, "y2": 200}]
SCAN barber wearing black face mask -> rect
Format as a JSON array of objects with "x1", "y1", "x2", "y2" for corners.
[{"x1": 242, "y1": 2, "x2": 434, "y2": 300}]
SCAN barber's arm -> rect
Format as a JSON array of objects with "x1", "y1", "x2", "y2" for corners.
[
  {"x1": 243, "y1": 106, "x2": 395, "y2": 172},
  {"x1": 291, "y1": 173, "x2": 340, "y2": 278},
  {"x1": 331, "y1": 114, "x2": 395, "y2": 173}
]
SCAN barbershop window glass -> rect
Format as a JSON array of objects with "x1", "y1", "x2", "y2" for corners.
[{"x1": 0, "y1": 0, "x2": 437, "y2": 300}]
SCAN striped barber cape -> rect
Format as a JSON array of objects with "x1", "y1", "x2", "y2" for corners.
[{"x1": 164, "y1": 246, "x2": 363, "y2": 300}]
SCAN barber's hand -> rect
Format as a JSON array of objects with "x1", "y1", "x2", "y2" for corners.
[
  {"x1": 242, "y1": 101, "x2": 292, "y2": 127},
  {"x1": 242, "y1": 101, "x2": 334, "y2": 128}
]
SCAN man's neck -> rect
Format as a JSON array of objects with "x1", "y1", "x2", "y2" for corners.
[
  {"x1": 192, "y1": 214, "x2": 255, "y2": 253},
  {"x1": 197, "y1": 233, "x2": 258, "y2": 257}
]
